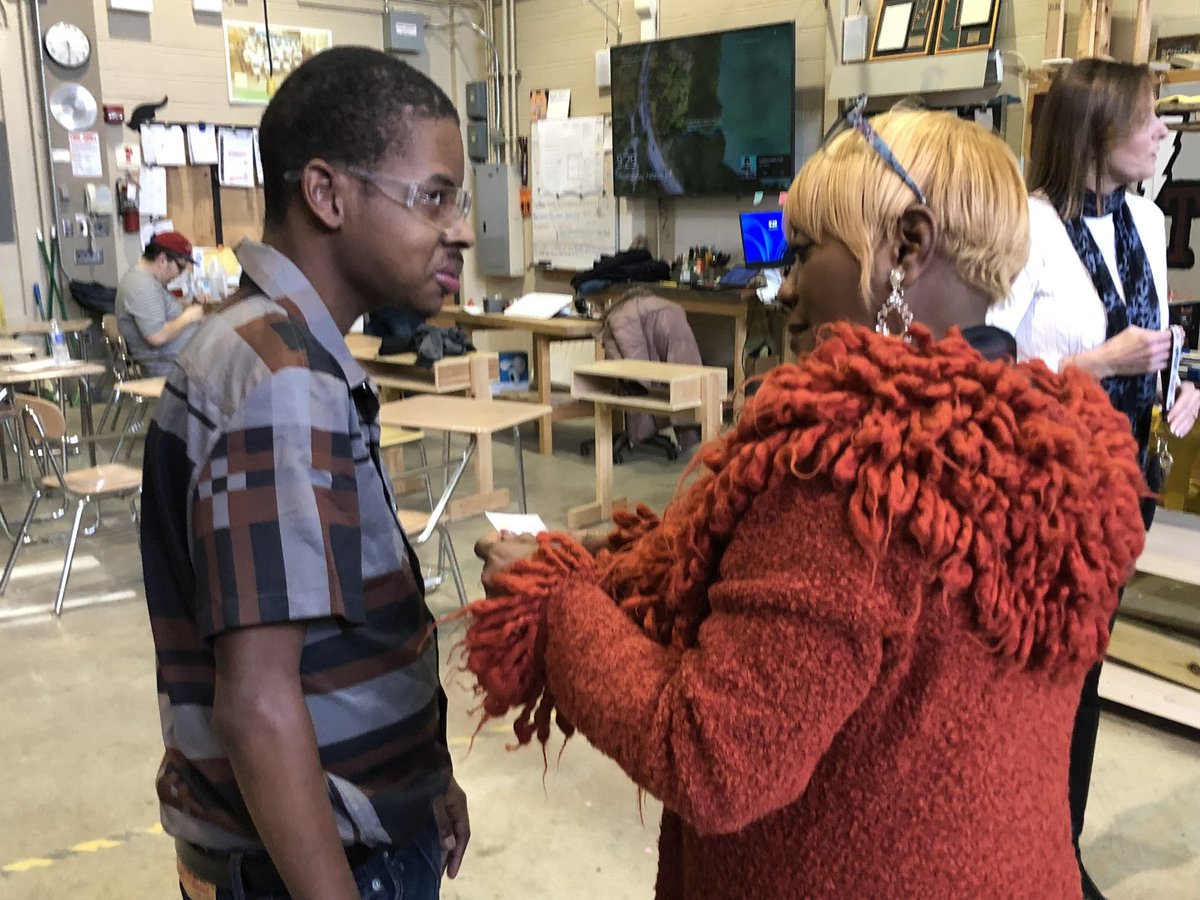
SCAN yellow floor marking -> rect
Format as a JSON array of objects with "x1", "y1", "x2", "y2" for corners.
[
  {"x1": 2, "y1": 858, "x2": 54, "y2": 873},
  {"x1": 69, "y1": 839, "x2": 122, "y2": 853},
  {"x1": 2, "y1": 824, "x2": 166, "y2": 877}
]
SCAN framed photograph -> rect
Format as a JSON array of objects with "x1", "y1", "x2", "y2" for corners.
[
  {"x1": 869, "y1": 0, "x2": 943, "y2": 62},
  {"x1": 935, "y1": 0, "x2": 1001, "y2": 55},
  {"x1": 223, "y1": 21, "x2": 333, "y2": 105},
  {"x1": 1156, "y1": 33, "x2": 1200, "y2": 64}
]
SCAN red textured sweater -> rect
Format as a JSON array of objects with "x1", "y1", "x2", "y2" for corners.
[{"x1": 465, "y1": 325, "x2": 1146, "y2": 899}]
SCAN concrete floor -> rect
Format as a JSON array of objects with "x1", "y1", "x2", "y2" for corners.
[{"x1": 1, "y1": 420, "x2": 1198, "y2": 899}]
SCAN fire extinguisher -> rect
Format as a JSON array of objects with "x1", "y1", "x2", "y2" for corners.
[{"x1": 116, "y1": 176, "x2": 140, "y2": 234}]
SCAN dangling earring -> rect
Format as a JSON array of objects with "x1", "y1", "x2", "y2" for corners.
[{"x1": 876, "y1": 267, "x2": 913, "y2": 340}]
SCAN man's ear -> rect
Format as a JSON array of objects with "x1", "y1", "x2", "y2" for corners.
[
  {"x1": 298, "y1": 159, "x2": 345, "y2": 231},
  {"x1": 892, "y1": 206, "x2": 937, "y2": 283}
]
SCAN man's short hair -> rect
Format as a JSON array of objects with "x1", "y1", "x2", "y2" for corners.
[{"x1": 258, "y1": 46, "x2": 460, "y2": 227}]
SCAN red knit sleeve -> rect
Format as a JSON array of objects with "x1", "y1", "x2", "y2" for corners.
[{"x1": 542, "y1": 480, "x2": 902, "y2": 837}]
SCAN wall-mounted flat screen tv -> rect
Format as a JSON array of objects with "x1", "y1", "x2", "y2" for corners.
[{"x1": 610, "y1": 23, "x2": 796, "y2": 198}]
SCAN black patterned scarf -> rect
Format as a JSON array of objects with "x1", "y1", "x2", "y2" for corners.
[{"x1": 1062, "y1": 187, "x2": 1160, "y2": 462}]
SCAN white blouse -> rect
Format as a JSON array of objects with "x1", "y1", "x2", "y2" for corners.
[{"x1": 987, "y1": 194, "x2": 1170, "y2": 371}]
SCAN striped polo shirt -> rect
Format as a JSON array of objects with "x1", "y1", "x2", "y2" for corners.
[{"x1": 140, "y1": 240, "x2": 451, "y2": 853}]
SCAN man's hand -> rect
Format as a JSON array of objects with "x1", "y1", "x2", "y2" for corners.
[
  {"x1": 431, "y1": 778, "x2": 470, "y2": 879},
  {"x1": 180, "y1": 303, "x2": 205, "y2": 325}
]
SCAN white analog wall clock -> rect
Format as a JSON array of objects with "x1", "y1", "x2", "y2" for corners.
[{"x1": 44, "y1": 21, "x2": 92, "y2": 69}]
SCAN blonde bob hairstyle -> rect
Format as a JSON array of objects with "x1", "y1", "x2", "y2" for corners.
[{"x1": 785, "y1": 108, "x2": 1029, "y2": 307}]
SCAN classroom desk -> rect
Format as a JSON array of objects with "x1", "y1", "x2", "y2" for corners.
[
  {"x1": 346, "y1": 334, "x2": 508, "y2": 519},
  {"x1": 566, "y1": 359, "x2": 724, "y2": 528},
  {"x1": 436, "y1": 307, "x2": 601, "y2": 456},
  {"x1": 589, "y1": 283, "x2": 769, "y2": 412},
  {"x1": 378, "y1": 395, "x2": 552, "y2": 520},
  {"x1": 107, "y1": 377, "x2": 166, "y2": 458},
  {"x1": 1099, "y1": 509, "x2": 1200, "y2": 730},
  {"x1": 0, "y1": 340, "x2": 37, "y2": 359},
  {"x1": 0, "y1": 360, "x2": 107, "y2": 466},
  {"x1": 10, "y1": 319, "x2": 95, "y2": 360}
]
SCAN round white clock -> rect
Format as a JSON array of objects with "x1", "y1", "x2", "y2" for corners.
[{"x1": 44, "y1": 21, "x2": 92, "y2": 69}]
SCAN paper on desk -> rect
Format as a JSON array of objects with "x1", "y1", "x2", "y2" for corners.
[
  {"x1": 485, "y1": 512, "x2": 548, "y2": 535},
  {"x1": 503, "y1": 292, "x2": 573, "y2": 319}
]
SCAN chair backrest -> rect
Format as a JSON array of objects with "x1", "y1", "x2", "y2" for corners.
[
  {"x1": 16, "y1": 393, "x2": 66, "y2": 443},
  {"x1": 102, "y1": 313, "x2": 139, "y2": 379},
  {"x1": 102, "y1": 313, "x2": 121, "y2": 343}
]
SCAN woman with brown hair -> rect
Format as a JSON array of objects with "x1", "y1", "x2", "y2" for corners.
[
  {"x1": 989, "y1": 58, "x2": 1200, "y2": 899},
  {"x1": 468, "y1": 106, "x2": 1147, "y2": 898}
]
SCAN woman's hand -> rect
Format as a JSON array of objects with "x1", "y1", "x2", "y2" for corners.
[
  {"x1": 474, "y1": 531, "x2": 539, "y2": 595},
  {"x1": 1166, "y1": 381, "x2": 1200, "y2": 438},
  {"x1": 1093, "y1": 325, "x2": 1173, "y2": 377}
]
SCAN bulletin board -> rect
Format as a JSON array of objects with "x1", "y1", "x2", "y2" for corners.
[
  {"x1": 530, "y1": 116, "x2": 618, "y2": 271},
  {"x1": 166, "y1": 166, "x2": 264, "y2": 248}
]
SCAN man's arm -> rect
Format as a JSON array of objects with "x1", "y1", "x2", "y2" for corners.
[
  {"x1": 212, "y1": 623, "x2": 360, "y2": 900},
  {"x1": 143, "y1": 302, "x2": 203, "y2": 347}
]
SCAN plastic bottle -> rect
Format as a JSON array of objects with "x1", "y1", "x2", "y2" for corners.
[
  {"x1": 205, "y1": 255, "x2": 226, "y2": 301},
  {"x1": 49, "y1": 319, "x2": 70, "y2": 365}
]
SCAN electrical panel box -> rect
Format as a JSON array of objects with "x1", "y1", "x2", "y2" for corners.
[
  {"x1": 474, "y1": 164, "x2": 523, "y2": 278},
  {"x1": 467, "y1": 121, "x2": 489, "y2": 163},
  {"x1": 465, "y1": 82, "x2": 488, "y2": 121},
  {"x1": 384, "y1": 10, "x2": 424, "y2": 53}
]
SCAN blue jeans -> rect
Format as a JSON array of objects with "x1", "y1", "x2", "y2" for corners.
[{"x1": 179, "y1": 824, "x2": 443, "y2": 900}]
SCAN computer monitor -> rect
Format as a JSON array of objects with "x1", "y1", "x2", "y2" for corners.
[{"x1": 740, "y1": 210, "x2": 788, "y2": 268}]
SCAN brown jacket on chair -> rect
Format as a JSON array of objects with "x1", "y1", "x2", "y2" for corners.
[{"x1": 600, "y1": 291, "x2": 703, "y2": 448}]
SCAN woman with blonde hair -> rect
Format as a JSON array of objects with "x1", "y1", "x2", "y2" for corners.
[
  {"x1": 468, "y1": 104, "x2": 1146, "y2": 899},
  {"x1": 989, "y1": 59, "x2": 1200, "y2": 898}
]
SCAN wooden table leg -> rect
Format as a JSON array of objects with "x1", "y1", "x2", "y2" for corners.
[
  {"x1": 700, "y1": 371, "x2": 723, "y2": 443},
  {"x1": 731, "y1": 307, "x2": 748, "y2": 414},
  {"x1": 446, "y1": 354, "x2": 509, "y2": 519},
  {"x1": 567, "y1": 399, "x2": 627, "y2": 529},
  {"x1": 535, "y1": 334, "x2": 553, "y2": 455}
]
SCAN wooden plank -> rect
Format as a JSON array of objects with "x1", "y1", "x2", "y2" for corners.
[
  {"x1": 1131, "y1": 0, "x2": 1152, "y2": 64},
  {"x1": 1076, "y1": 0, "x2": 1112, "y2": 59},
  {"x1": 1098, "y1": 661, "x2": 1200, "y2": 730},
  {"x1": 1106, "y1": 618, "x2": 1200, "y2": 693},
  {"x1": 1136, "y1": 509, "x2": 1200, "y2": 586},
  {"x1": 1044, "y1": 0, "x2": 1067, "y2": 60}
]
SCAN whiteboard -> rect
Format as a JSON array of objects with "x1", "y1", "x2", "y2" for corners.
[{"x1": 531, "y1": 116, "x2": 618, "y2": 271}]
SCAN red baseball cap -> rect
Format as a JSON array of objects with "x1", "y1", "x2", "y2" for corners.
[{"x1": 150, "y1": 231, "x2": 193, "y2": 259}]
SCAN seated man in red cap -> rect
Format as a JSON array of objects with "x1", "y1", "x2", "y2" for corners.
[{"x1": 115, "y1": 231, "x2": 205, "y2": 377}]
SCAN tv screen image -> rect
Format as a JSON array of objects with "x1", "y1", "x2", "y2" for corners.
[
  {"x1": 610, "y1": 23, "x2": 795, "y2": 197},
  {"x1": 740, "y1": 210, "x2": 787, "y2": 267}
]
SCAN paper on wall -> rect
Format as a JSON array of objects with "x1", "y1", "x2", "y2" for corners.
[
  {"x1": 138, "y1": 165, "x2": 168, "y2": 218},
  {"x1": 187, "y1": 124, "x2": 220, "y2": 165},
  {"x1": 252, "y1": 128, "x2": 264, "y2": 184},
  {"x1": 218, "y1": 127, "x2": 256, "y2": 188},
  {"x1": 546, "y1": 89, "x2": 571, "y2": 119},
  {"x1": 69, "y1": 132, "x2": 103, "y2": 178},
  {"x1": 876, "y1": 2, "x2": 913, "y2": 52},
  {"x1": 114, "y1": 141, "x2": 142, "y2": 171}
]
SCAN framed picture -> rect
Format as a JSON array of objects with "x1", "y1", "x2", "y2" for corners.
[
  {"x1": 1156, "y1": 34, "x2": 1200, "y2": 64},
  {"x1": 223, "y1": 21, "x2": 333, "y2": 105},
  {"x1": 869, "y1": 0, "x2": 943, "y2": 62},
  {"x1": 935, "y1": 0, "x2": 1001, "y2": 55}
]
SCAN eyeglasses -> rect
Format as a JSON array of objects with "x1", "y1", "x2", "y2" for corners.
[
  {"x1": 821, "y1": 94, "x2": 927, "y2": 206},
  {"x1": 344, "y1": 166, "x2": 471, "y2": 231}
]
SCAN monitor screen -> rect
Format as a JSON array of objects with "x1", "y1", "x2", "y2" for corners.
[
  {"x1": 740, "y1": 210, "x2": 787, "y2": 268},
  {"x1": 610, "y1": 23, "x2": 796, "y2": 198}
]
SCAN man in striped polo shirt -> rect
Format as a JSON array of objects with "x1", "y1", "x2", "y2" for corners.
[{"x1": 140, "y1": 47, "x2": 473, "y2": 899}]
